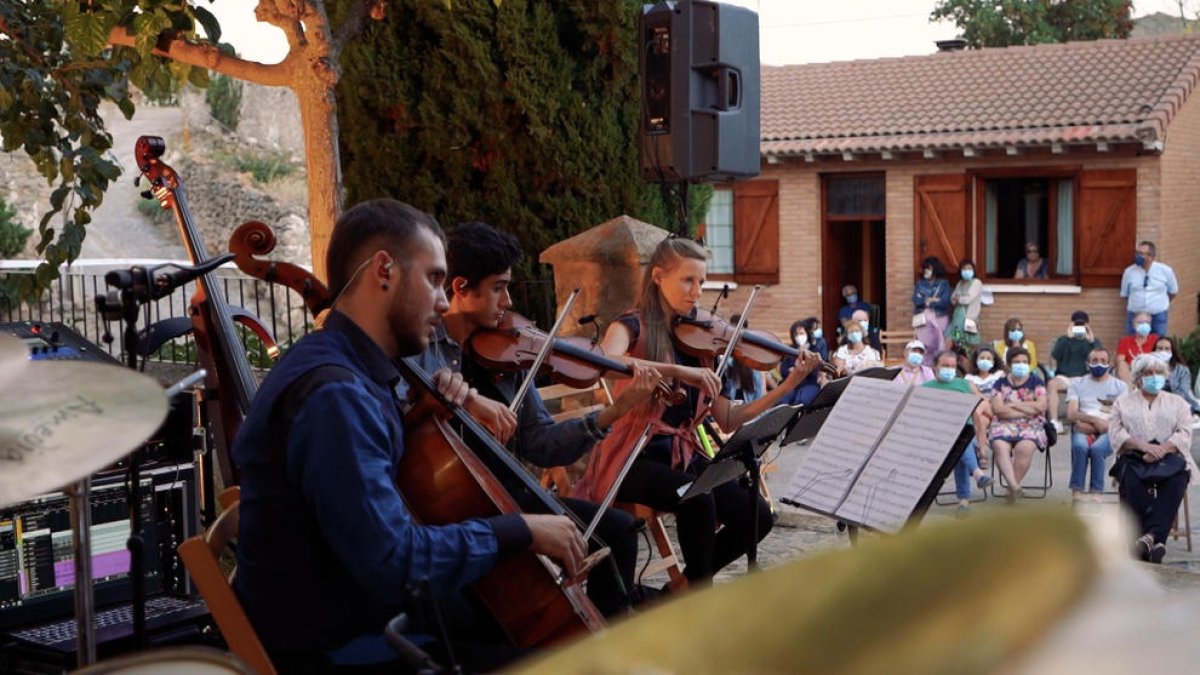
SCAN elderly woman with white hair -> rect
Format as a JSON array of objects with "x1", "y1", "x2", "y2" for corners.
[{"x1": 1109, "y1": 352, "x2": 1200, "y2": 563}]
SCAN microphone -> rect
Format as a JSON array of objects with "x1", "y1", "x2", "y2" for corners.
[
  {"x1": 709, "y1": 283, "x2": 730, "y2": 314},
  {"x1": 152, "y1": 254, "x2": 235, "y2": 297}
]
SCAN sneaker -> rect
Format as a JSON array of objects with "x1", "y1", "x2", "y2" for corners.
[
  {"x1": 1134, "y1": 534, "x2": 1154, "y2": 562},
  {"x1": 1149, "y1": 543, "x2": 1166, "y2": 564},
  {"x1": 976, "y1": 474, "x2": 993, "y2": 489}
]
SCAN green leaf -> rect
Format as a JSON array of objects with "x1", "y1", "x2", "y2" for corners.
[
  {"x1": 50, "y1": 186, "x2": 70, "y2": 210},
  {"x1": 62, "y1": 3, "x2": 112, "y2": 58},
  {"x1": 117, "y1": 97, "x2": 135, "y2": 120},
  {"x1": 192, "y1": 5, "x2": 222, "y2": 43}
]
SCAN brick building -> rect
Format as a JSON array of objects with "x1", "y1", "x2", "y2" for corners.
[{"x1": 703, "y1": 34, "x2": 1200, "y2": 363}]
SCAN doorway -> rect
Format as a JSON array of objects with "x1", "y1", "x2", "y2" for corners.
[{"x1": 821, "y1": 173, "x2": 887, "y2": 335}]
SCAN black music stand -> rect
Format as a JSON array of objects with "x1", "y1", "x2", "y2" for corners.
[{"x1": 679, "y1": 405, "x2": 802, "y2": 571}]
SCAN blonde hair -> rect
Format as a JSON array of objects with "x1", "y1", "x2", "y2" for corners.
[{"x1": 636, "y1": 236, "x2": 707, "y2": 364}]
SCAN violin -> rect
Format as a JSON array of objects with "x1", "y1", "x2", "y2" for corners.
[
  {"x1": 673, "y1": 307, "x2": 837, "y2": 376},
  {"x1": 394, "y1": 357, "x2": 605, "y2": 646},
  {"x1": 468, "y1": 312, "x2": 685, "y2": 404}
]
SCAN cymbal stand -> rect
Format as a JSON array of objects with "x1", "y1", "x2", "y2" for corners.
[{"x1": 66, "y1": 478, "x2": 96, "y2": 666}]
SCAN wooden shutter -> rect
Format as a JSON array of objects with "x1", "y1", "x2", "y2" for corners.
[
  {"x1": 1077, "y1": 169, "x2": 1136, "y2": 288},
  {"x1": 733, "y1": 179, "x2": 780, "y2": 284},
  {"x1": 914, "y1": 174, "x2": 969, "y2": 273}
]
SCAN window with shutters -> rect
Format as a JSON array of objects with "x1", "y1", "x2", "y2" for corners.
[
  {"x1": 700, "y1": 180, "x2": 780, "y2": 284},
  {"x1": 916, "y1": 168, "x2": 1136, "y2": 289}
]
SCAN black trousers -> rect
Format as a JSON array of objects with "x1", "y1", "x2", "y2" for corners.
[
  {"x1": 559, "y1": 496, "x2": 639, "y2": 615},
  {"x1": 617, "y1": 451, "x2": 773, "y2": 583},
  {"x1": 1119, "y1": 469, "x2": 1189, "y2": 544}
]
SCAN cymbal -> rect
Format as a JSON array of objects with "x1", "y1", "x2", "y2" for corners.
[{"x1": 0, "y1": 336, "x2": 168, "y2": 506}]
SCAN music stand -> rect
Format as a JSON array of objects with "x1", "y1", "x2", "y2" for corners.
[
  {"x1": 679, "y1": 405, "x2": 801, "y2": 571},
  {"x1": 783, "y1": 367, "x2": 900, "y2": 446}
]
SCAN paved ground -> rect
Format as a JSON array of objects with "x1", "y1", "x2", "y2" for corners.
[{"x1": 635, "y1": 425, "x2": 1200, "y2": 591}]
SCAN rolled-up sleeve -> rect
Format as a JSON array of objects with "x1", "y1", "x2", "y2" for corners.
[{"x1": 287, "y1": 381, "x2": 518, "y2": 599}]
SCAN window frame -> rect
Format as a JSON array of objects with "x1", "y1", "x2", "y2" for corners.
[{"x1": 702, "y1": 180, "x2": 781, "y2": 285}]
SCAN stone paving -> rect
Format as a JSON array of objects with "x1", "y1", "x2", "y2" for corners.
[{"x1": 634, "y1": 429, "x2": 1200, "y2": 591}]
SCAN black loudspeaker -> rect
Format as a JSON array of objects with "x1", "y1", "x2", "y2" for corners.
[{"x1": 639, "y1": 0, "x2": 760, "y2": 183}]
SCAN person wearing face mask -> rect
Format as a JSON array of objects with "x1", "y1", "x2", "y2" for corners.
[
  {"x1": 832, "y1": 316, "x2": 882, "y2": 376},
  {"x1": 781, "y1": 320, "x2": 823, "y2": 406},
  {"x1": 946, "y1": 259, "x2": 983, "y2": 351},
  {"x1": 1120, "y1": 240, "x2": 1177, "y2": 338},
  {"x1": 965, "y1": 345, "x2": 1006, "y2": 395},
  {"x1": 837, "y1": 284, "x2": 873, "y2": 327},
  {"x1": 988, "y1": 347, "x2": 1048, "y2": 503},
  {"x1": 1153, "y1": 337, "x2": 1200, "y2": 414},
  {"x1": 896, "y1": 340, "x2": 935, "y2": 386},
  {"x1": 800, "y1": 316, "x2": 829, "y2": 362},
  {"x1": 993, "y1": 317, "x2": 1038, "y2": 372},
  {"x1": 922, "y1": 350, "x2": 995, "y2": 515},
  {"x1": 912, "y1": 257, "x2": 953, "y2": 366},
  {"x1": 1108, "y1": 353, "x2": 1199, "y2": 563},
  {"x1": 1047, "y1": 310, "x2": 1104, "y2": 434},
  {"x1": 850, "y1": 307, "x2": 882, "y2": 352},
  {"x1": 1065, "y1": 348, "x2": 1128, "y2": 502},
  {"x1": 1116, "y1": 311, "x2": 1158, "y2": 385}
]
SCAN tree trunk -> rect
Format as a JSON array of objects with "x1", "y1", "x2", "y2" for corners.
[{"x1": 293, "y1": 75, "x2": 342, "y2": 282}]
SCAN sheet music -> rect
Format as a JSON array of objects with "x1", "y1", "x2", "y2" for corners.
[
  {"x1": 783, "y1": 378, "x2": 909, "y2": 514},
  {"x1": 836, "y1": 386, "x2": 979, "y2": 532}
]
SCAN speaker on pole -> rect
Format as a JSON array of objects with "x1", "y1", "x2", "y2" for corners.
[{"x1": 639, "y1": 0, "x2": 761, "y2": 184}]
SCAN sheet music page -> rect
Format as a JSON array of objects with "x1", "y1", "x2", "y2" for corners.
[
  {"x1": 783, "y1": 378, "x2": 909, "y2": 515},
  {"x1": 835, "y1": 386, "x2": 980, "y2": 533}
]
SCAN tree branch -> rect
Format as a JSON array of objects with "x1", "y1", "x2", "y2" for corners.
[
  {"x1": 256, "y1": 0, "x2": 309, "y2": 51},
  {"x1": 108, "y1": 26, "x2": 293, "y2": 87}
]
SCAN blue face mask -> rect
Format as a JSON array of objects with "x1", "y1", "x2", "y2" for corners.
[
  {"x1": 812, "y1": 328, "x2": 823, "y2": 340},
  {"x1": 907, "y1": 352, "x2": 924, "y2": 366},
  {"x1": 1008, "y1": 329, "x2": 1023, "y2": 343},
  {"x1": 1135, "y1": 253, "x2": 1146, "y2": 266},
  {"x1": 1011, "y1": 363, "x2": 1031, "y2": 378},
  {"x1": 1089, "y1": 364, "x2": 1109, "y2": 378},
  {"x1": 845, "y1": 294, "x2": 858, "y2": 305},
  {"x1": 1135, "y1": 322, "x2": 1151, "y2": 337},
  {"x1": 976, "y1": 358, "x2": 993, "y2": 372},
  {"x1": 937, "y1": 367, "x2": 957, "y2": 382},
  {"x1": 1142, "y1": 374, "x2": 1166, "y2": 394},
  {"x1": 848, "y1": 331, "x2": 863, "y2": 344},
  {"x1": 961, "y1": 269, "x2": 974, "y2": 281}
]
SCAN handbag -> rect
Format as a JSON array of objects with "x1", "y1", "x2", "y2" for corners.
[
  {"x1": 964, "y1": 318, "x2": 978, "y2": 334},
  {"x1": 911, "y1": 313, "x2": 927, "y2": 328},
  {"x1": 1111, "y1": 450, "x2": 1187, "y2": 484},
  {"x1": 1042, "y1": 420, "x2": 1057, "y2": 448}
]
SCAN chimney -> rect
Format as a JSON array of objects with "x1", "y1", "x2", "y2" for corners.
[{"x1": 936, "y1": 39, "x2": 968, "y2": 52}]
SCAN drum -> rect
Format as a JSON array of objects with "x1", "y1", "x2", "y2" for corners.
[{"x1": 71, "y1": 647, "x2": 256, "y2": 674}]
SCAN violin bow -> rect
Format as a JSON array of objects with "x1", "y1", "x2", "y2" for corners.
[{"x1": 508, "y1": 287, "x2": 581, "y2": 415}]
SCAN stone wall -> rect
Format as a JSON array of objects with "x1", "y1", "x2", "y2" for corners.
[
  {"x1": 0, "y1": 151, "x2": 54, "y2": 258},
  {"x1": 180, "y1": 83, "x2": 304, "y2": 155}
]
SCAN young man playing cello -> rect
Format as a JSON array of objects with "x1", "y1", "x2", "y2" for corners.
[
  {"x1": 420, "y1": 220, "x2": 662, "y2": 615},
  {"x1": 232, "y1": 199, "x2": 586, "y2": 673}
]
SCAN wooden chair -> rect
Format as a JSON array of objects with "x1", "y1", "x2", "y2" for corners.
[
  {"x1": 1171, "y1": 491, "x2": 1193, "y2": 552},
  {"x1": 879, "y1": 329, "x2": 915, "y2": 366},
  {"x1": 177, "y1": 492, "x2": 276, "y2": 675},
  {"x1": 536, "y1": 381, "x2": 689, "y2": 592}
]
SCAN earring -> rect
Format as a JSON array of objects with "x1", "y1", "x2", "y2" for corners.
[{"x1": 382, "y1": 283, "x2": 389, "y2": 291}]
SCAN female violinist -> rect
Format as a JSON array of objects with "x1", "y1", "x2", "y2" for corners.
[
  {"x1": 232, "y1": 200, "x2": 585, "y2": 672},
  {"x1": 574, "y1": 236, "x2": 817, "y2": 584}
]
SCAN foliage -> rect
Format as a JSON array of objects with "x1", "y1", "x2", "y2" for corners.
[
  {"x1": 0, "y1": 196, "x2": 32, "y2": 258},
  {"x1": 930, "y1": 0, "x2": 1134, "y2": 48},
  {"x1": 214, "y1": 147, "x2": 298, "y2": 184},
  {"x1": 206, "y1": 72, "x2": 243, "y2": 131},
  {"x1": 0, "y1": 0, "x2": 218, "y2": 301},
  {"x1": 1177, "y1": 327, "x2": 1200, "y2": 382},
  {"x1": 337, "y1": 0, "x2": 715, "y2": 304}
]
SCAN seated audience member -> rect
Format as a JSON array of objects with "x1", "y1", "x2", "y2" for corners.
[
  {"x1": 782, "y1": 320, "x2": 822, "y2": 406},
  {"x1": 1066, "y1": 348, "x2": 1127, "y2": 502},
  {"x1": 850, "y1": 308, "x2": 882, "y2": 352},
  {"x1": 801, "y1": 316, "x2": 830, "y2": 362},
  {"x1": 923, "y1": 350, "x2": 994, "y2": 516},
  {"x1": 993, "y1": 317, "x2": 1038, "y2": 373},
  {"x1": 1013, "y1": 241, "x2": 1049, "y2": 279},
  {"x1": 1154, "y1": 337, "x2": 1200, "y2": 415},
  {"x1": 1109, "y1": 353, "x2": 1200, "y2": 563},
  {"x1": 913, "y1": 257, "x2": 952, "y2": 365},
  {"x1": 965, "y1": 345, "x2": 1005, "y2": 395},
  {"x1": 895, "y1": 340, "x2": 934, "y2": 386},
  {"x1": 988, "y1": 347, "x2": 1048, "y2": 503},
  {"x1": 837, "y1": 284, "x2": 873, "y2": 327},
  {"x1": 1116, "y1": 311, "x2": 1158, "y2": 385},
  {"x1": 832, "y1": 317, "x2": 882, "y2": 376},
  {"x1": 1047, "y1": 310, "x2": 1103, "y2": 433}
]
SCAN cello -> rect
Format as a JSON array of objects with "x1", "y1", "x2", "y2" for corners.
[{"x1": 135, "y1": 136, "x2": 264, "y2": 487}]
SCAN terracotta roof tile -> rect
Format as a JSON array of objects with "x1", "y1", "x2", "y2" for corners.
[{"x1": 761, "y1": 34, "x2": 1200, "y2": 156}]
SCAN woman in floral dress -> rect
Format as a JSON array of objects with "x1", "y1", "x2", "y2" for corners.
[{"x1": 988, "y1": 346, "x2": 1048, "y2": 502}]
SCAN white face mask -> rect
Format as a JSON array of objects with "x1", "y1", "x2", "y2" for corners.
[{"x1": 795, "y1": 334, "x2": 809, "y2": 347}]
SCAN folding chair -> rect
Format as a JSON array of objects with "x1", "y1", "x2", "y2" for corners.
[
  {"x1": 1171, "y1": 491, "x2": 1193, "y2": 552},
  {"x1": 992, "y1": 443, "x2": 1053, "y2": 499}
]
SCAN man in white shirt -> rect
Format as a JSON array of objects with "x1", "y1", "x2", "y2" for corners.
[
  {"x1": 1065, "y1": 348, "x2": 1127, "y2": 500},
  {"x1": 1120, "y1": 240, "x2": 1177, "y2": 337}
]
